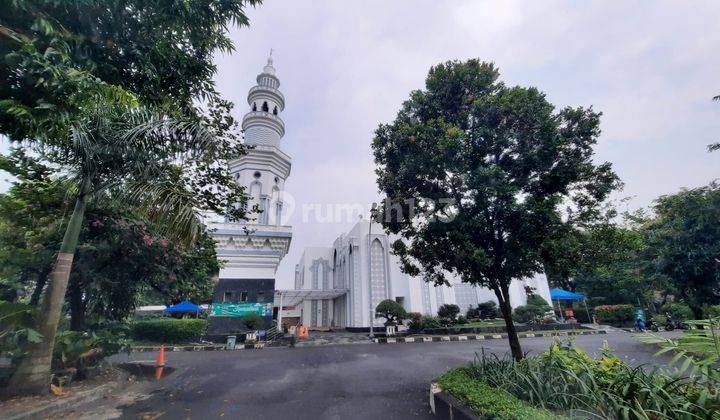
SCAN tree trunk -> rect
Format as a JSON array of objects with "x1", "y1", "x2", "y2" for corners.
[
  {"x1": 29, "y1": 266, "x2": 52, "y2": 306},
  {"x1": 7, "y1": 188, "x2": 88, "y2": 395},
  {"x1": 496, "y1": 286, "x2": 523, "y2": 361}
]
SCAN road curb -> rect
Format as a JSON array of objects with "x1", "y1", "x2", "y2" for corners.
[
  {"x1": 129, "y1": 343, "x2": 266, "y2": 352},
  {"x1": 374, "y1": 329, "x2": 607, "y2": 344}
]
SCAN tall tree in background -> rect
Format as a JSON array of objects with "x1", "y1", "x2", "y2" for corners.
[
  {"x1": 1, "y1": 0, "x2": 261, "y2": 394},
  {"x1": 372, "y1": 60, "x2": 618, "y2": 360},
  {"x1": 642, "y1": 183, "x2": 720, "y2": 318},
  {"x1": 540, "y1": 210, "x2": 649, "y2": 306},
  {"x1": 0, "y1": 151, "x2": 218, "y2": 330}
]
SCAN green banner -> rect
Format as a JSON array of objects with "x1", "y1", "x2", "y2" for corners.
[{"x1": 212, "y1": 302, "x2": 272, "y2": 318}]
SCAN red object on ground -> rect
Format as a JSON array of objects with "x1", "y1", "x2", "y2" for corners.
[{"x1": 156, "y1": 345, "x2": 165, "y2": 367}]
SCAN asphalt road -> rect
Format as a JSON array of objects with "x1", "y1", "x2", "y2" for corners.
[{"x1": 108, "y1": 332, "x2": 671, "y2": 420}]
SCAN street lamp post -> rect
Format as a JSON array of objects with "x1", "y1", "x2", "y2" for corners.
[{"x1": 368, "y1": 203, "x2": 377, "y2": 338}]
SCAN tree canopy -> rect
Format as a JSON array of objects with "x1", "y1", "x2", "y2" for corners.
[
  {"x1": 641, "y1": 183, "x2": 720, "y2": 318},
  {"x1": 372, "y1": 59, "x2": 618, "y2": 359}
]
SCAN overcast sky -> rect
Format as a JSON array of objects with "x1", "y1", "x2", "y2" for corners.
[
  {"x1": 219, "y1": 0, "x2": 719, "y2": 288},
  {"x1": 2, "y1": 1, "x2": 719, "y2": 289}
]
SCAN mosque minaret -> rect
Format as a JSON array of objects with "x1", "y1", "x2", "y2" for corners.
[{"x1": 206, "y1": 53, "x2": 292, "y2": 332}]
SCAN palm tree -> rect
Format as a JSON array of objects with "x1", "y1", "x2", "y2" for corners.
[{"x1": 8, "y1": 98, "x2": 236, "y2": 394}]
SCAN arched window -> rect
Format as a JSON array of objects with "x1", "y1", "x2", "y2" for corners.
[
  {"x1": 370, "y1": 239, "x2": 389, "y2": 310},
  {"x1": 252, "y1": 103, "x2": 257, "y2": 112},
  {"x1": 273, "y1": 106, "x2": 278, "y2": 115},
  {"x1": 262, "y1": 101, "x2": 269, "y2": 112}
]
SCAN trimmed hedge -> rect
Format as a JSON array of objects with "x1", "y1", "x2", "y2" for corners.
[
  {"x1": 437, "y1": 368, "x2": 562, "y2": 420},
  {"x1": 512, "y1": 304, "x2": 547, "y2": 323},
  {"x1": 131, "y1": 319, "x2": 207, "y2": 343},
  {"x1": 593, "y1": 304, "x2": 633, "y2": 323}
]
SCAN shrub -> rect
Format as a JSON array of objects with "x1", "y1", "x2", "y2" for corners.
[
  {"x1": 420, "y1": 315, "x2": 441, "y2": 329},
  {"x1": 131, "y1": 318, "x2": 207, "y2": 343},
  {"x1": 53, "y1": 325, "x2": 130, "y2": 374},
  {"x1": 407, "y1": 312, "x2": 423, "y2": 330},
  {"x1": 243, "y1": 313, "x2": 262, "y2": 330},
  {"x1": 437, "y1": 368, "x2": 559, "y2": 420},
  {"x1": 661, "y1": 302, "x2": 694, "y2": 321},
  {"x1": 457, "y1": 315, "x2": 468, "y2": 325},
  {"x1": 0, "y1": 302, "x2": 40, "y2": 365},
  {"x1": 593, "y1": 304, "x2": 633, "y2": 323},
  {"x1": 512, "y1": 305, "x2": 546, "y2": 323},
  {"x1": 438, "y1": 304, "x2": 460, "y2": 325},
  {"x1": 466, "y1": 341, "x2": 720, "y2": 418},
  {"x1": 706, "y1": 305, "x2": 720, "y2": 319},
  {"x1": 475, "y1": 301, "x2": 498, "y2": 319},
  {"x1": 375, "y1": 299, "x2": 407, "y2": 326}
]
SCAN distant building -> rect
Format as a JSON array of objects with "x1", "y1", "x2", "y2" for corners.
[{"x1": 293, "y1": 219, "x2": 552, "y2": 328}]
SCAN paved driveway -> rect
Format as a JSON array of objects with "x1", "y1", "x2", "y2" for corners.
[{"x1": 107, "y1": 332, "x2": 671, "y2": 420}]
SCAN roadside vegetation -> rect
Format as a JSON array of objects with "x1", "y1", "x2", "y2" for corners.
[{"x1": 438, "y1": 340, "x2": 720, "y2": 419}]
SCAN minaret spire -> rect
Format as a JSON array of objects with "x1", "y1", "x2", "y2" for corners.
[{"x1": 242, "y1": 55, "x2": 285, "y2": 147}]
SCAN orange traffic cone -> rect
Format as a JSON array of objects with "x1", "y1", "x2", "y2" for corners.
[{"x1": 156, "y1": 345, "x2": 165, "y2": 367}]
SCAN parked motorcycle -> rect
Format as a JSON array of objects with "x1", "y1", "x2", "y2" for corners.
[
  {"x1": 664, "y1": 313, "x2": 690, "y2": 331},
  {"x1": 644, "y1": 319, "x2": 660, "y2": 332}
]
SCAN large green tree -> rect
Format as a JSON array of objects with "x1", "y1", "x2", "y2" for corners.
[
  {"x1": 0, "y1": 149, "x2": 68, "y2": 304},
  {"x1": 1, "y1": 0, "x2": 261, "y2": 394},
  {"x1": 0, "y1": 152, "x2": 217, "y2": 330},
  {"x1": 642, "y1": 183, "x2": 720, "y2": 318},
  {"x1": 541, "y1": 215, "x2": 649, "y2": 305},
  {"x1": 372, "y1": 60, "x2": 618, "y2": 360}
]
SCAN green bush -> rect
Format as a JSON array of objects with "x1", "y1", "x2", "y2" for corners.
[
  {"x1": 466, "y1": 341, "x2": 720, "y2": 418},
  {"x1": 375, "y1": 299, "x2": 407, "y2": 326},
  {"x1": 408, "y1": 312, "x2": 423, "y2": 330},
  {"x1": 660, "y1": 302, "x2": 694, "y2": 321},
  {"x1": 420, "y1": 315, "x2": 441, "y2": 329},
  {"x1": 457, "y1": 315, "x2": 468, "y2": 325},
  {"x1": 130, "y1": 318, "x2": 207, "y2": 343},
  {"x1": 242, "y1": 313, "x2": 262, "y2": 330},
  {"x1": 437, "y1": 368, "x2": 560, "y2": 420},
  {"x1": 512, "y1": 304, "x2": 546, "y2": 323},
  {"x1": 53, "y1": 325, "x2": 130, "y2": 373},
  {"x1": 706, "y1": 305, "x2": 720, "y2": 319},
  {"x1": 467, "y1": 301, "x2": 498, "y2": 320},
  {"x1": 593, "y1": 304, "x2": 633, "y2": 323},
  {"x1": 438, "y1": 304, "x2": 460, "y2": 325}
]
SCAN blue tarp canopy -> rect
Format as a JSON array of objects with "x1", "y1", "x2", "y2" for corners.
[
  {"x1": 163, "y1": 301, "x2": 200, "y2": 313},
  {"x1": 550, "y1": 288, "x2": 585, "y2": 301}
]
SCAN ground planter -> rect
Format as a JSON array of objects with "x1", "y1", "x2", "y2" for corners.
[
  {"x1": 430, "y1": 383, "x2": 478, "y2": 420},
  {"x1": 430, "y1": 368, "x2": 560, "y2": 419}
]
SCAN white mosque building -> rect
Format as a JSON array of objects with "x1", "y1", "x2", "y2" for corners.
[
  {"x1": 204, "y1": 54, "x2": 552, "y2": 333},
  {"x1": 292, "y1": 219, "x2": 552, "y2": 329}
]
